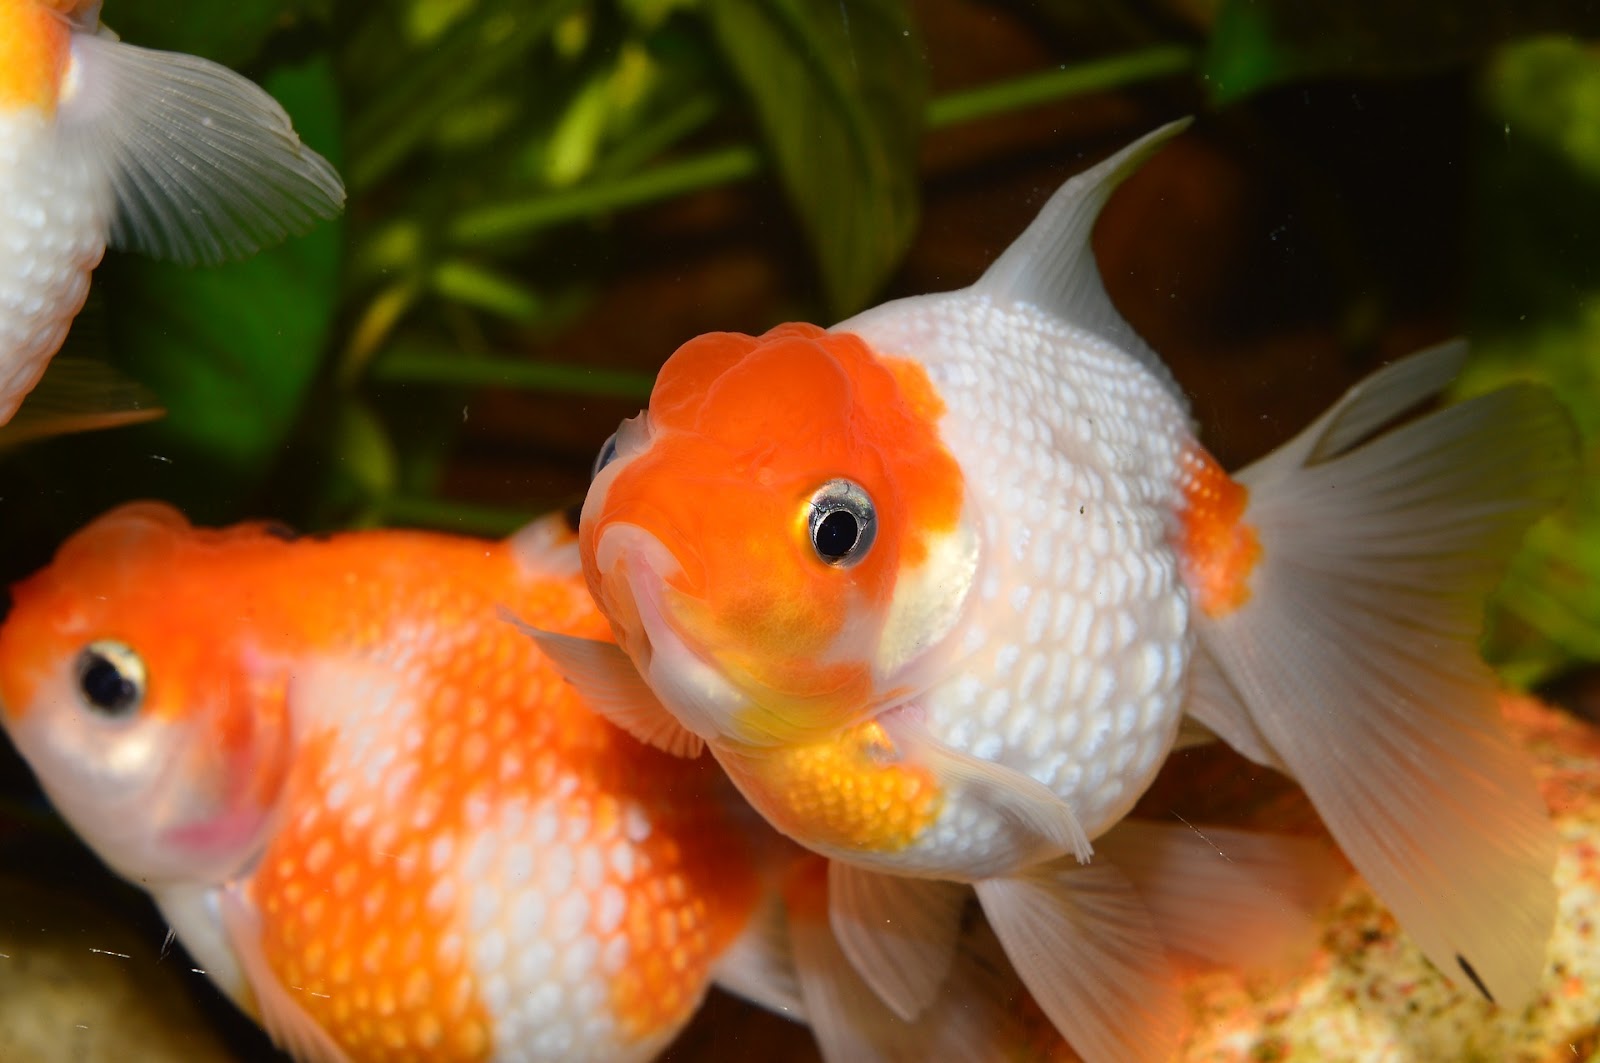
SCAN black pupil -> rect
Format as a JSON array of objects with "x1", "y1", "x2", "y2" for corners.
[
  {"x1": 80, "y1": 654, "x2": 137, "y2": 714},
  {"x1": 814, "y1": 509, "x2": 860, "y2": 560}
]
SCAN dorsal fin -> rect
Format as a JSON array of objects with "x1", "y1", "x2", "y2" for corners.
[{"x1": 972, "y1": 119, "x2": 1191, "y2": 390}]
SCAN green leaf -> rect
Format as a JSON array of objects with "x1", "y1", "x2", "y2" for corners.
[
  {"x1": 1460, "y1": 37, "x2": 1600, "y2": 683},
  {"x1": 705, "y1": 0, "x2": 928, "y2": 317},
  {"x1": 344, "y1": 0, "x2": 584, "y2": 190},
  {"x1": 101, "y1": 58, "x2": 344, "y2": 483},
  {"x1": 106, "y1": 0, "x2": 322, "y2": 68},
  {"x1": 1203, "y1": 1, "x2": 1600, "y2": 103}
]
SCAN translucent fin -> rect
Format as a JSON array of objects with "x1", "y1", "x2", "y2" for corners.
[
  {"x1": 828, "y1": 862, "x2": 965, "y2": 1021},
  {"x1": 0, "y1": 356, "x2": 163, "y2": 445},
  {"x1": 1171, "y1": 714, "x2": 1219, "y2": 752},
  {"x1": 1302, "y1": 340, "x2": 1468, "y2": 465},
  {"x1": 1097, "y1": 820, "x2": 1344, "y2": 975},
  {"x1": 220, "y1": 882, "x2": 353, "y2": 1063},
  {"x1": 711, "y1": 886, "x2": 808, "y2": 1020},
  {"x1": 1192, "y1": 351, "x2": 1574, "y2": 1009},
  {"x1": 500, "y1": 610, "x2": 705, "y2": 757},
  {"x1": 1185, "y1": 641, "x2": 1277, "y2": 767},
  {"x1": 504, "y1": 512, "x2": 582, "y2": 580},
  {"x1": 971, "y1": 119, "x2": 1192, "y2": 397},
  {"x1": 788, "y1": 870, "x2": 1027, "y2": 1062},
  {"x1": 886, "y1": 716, "x2": 1092, "y2": 863},
  {"x1": 976, "y1": 861, "x2": 1182, "y2": 1063},
  {"x1": 152, "y1": 884, "x2": 247, "y2": 1008},
  {"x1": 60, "y1": 34, "x2": 344, "y2": 266}
]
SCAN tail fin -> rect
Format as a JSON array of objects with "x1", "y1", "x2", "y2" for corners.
[
  {"x1": 1098, "y1": 820, "x2": 1345, "y2": 976},
  {"x1": 1188, "y1": 341, "x2": 1574, "y2": 1009}
]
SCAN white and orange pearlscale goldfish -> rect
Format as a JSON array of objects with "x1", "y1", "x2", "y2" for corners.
[
  {"x1": 528, "y1": 120, "x2": 1576, "y2": 1061},
  {"x1": 0, "y1": 504, "x2": 1092, "y2": 1063},
  {"x1": 0, "y1": 0, "x2": 342, "y2": 424}
]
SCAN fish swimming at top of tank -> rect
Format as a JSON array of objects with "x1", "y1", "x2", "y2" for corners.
[
  {"x1": 0, "y1": 0, "x2": 343, "y2": 425},
  {"x1": 522, "y1": 119, "x2": 1576, "y2": 1061}
]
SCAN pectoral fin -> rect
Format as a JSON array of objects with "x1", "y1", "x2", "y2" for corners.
[
  {"x1": 220, "y1": 882, "x2": 353, "y2": 1063},
  {"x1": 501, "y1": 610, "x2": 705, "y2": 757},
  {"x1": 0, "y1": 356, "x2": 163, "y2": 446},
  {"x1": 61, "y1": 33, "x2": 344, "y2": 265},
  {"x1": 884, "y1": 715, "x2": 1091, "y2": 864}
]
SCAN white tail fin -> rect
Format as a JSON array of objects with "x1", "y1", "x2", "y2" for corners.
[
  {"x1": 1098, "y1": 820, "x2": 1345, "y2": 975},
  {"x1": 1189, "y1": 344, "x2": 1574, "y2": 1008}
]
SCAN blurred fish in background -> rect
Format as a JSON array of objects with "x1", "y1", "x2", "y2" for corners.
[
  {"x1": 0, "y1": 504, "x2": 1089, "y2": 1062},
  {"x1": 0, "y1": 0, "x2": 343, "y2": 437}
]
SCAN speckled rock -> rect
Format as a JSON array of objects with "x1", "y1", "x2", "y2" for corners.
[
  {"x1": 0, "y1": 874, "x2": 236, "y2": 1063},
  {"x1": 1159, "y1": 696, "x2": 1600, "y2": 1063}
]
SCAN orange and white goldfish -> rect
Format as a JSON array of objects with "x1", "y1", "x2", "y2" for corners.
[
  {"x1": 0, "y1": 503, "x2": 1076, "y2": 1062},
  {"x1": 0, "y1": 0, "x2": 343, "y2": 425},
  {"x1": 529, "y1": 120, "x2": 1575, "y2": 1060}
]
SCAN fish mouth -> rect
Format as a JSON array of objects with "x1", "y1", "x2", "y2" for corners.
[
  {"x1": 160, "y1": 803, "x2": 271, "y2": 864},
  {"x1": 593, "y1": 524, "x2": 747, "y2": 742}
]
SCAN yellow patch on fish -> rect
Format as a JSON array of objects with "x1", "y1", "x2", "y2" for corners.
[
  {"x1": 722, "y1": 721, "x2": 945, "y2": 853},
  {"x1": 0, "y1": 1, "x2": 69, "y2": 113}
]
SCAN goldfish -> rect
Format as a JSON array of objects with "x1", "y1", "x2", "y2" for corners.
[
  {"x1": 0, "y1": 502, "x2": 1090, "y2": 1062},
  {"x1": 529, "y1": 120, "x2": 1576, "y2": 1061},
  {"x1": 0, "y1": 0, "x2": 343, "y2": 426}
]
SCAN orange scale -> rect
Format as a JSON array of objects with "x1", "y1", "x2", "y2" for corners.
[{"x1": 1175, "y1": 444, "x2": 1261, "y2": 617}]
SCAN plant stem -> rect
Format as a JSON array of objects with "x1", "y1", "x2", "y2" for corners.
[
  {"x1": 447, "y1": 43, "x2": 1197, "y2": 246},
  {"x1": 371, "y1": 344, "x2": 655, "y2": 400},
  {"x1": 449, "y1": 146, "x2": 761, "y2": 245},
  {"x1": 926, "y1": 44, "x2": 1197, "y2": 129}
]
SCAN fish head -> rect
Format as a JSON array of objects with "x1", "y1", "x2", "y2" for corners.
[
  {"x1": 0, "y1": 503, "x2": 294, "y2": 887},
  {"x1": 0, "y1": 1, "x2": 73, "y2": 115},
  {"x1": 582, "y1": 323, "x2": 978, "y2": 748}
]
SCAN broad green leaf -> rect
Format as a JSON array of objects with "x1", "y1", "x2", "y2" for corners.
[
  {"x1": 1203, "y1": 1, "x2": 1600, "y2": 103},
  {"x1": 1460, "y1": 37, "x2": 1600, "y2": 684},
  {"x1": 705, "y1": 0, "x2": 928, "y2": 317},
  {"x1": 107, "y1": 0, "x2": 322, "y2": 68},
  {"x1": 101, "y1": 58, "x2": 343, "y2": 482}
]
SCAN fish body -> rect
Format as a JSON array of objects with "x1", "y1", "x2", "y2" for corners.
[
  {"x1": 0, "y1": 506, "x2": 794, "y2": 1062},
  {"x1": 0, "y1": 0, "x2": 342, "y2": 425},
  {"x1": 553, "y1": 121, "x2": 1574, "y2": 1060}
]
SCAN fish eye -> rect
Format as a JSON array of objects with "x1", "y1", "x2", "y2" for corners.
[
  {"x1": 74, "y1": 640, "x2": 147, "y2": 718},
  {"x1": 591, "y1": 432, "x2": 620, "y2": 481},
  {"x1": 807, "y1": 479, "x2": 876, "y2": 566}
]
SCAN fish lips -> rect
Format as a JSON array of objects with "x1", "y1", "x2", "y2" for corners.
[{"x1": 592, "y1": 523, "x2": 747, "y2": 743}]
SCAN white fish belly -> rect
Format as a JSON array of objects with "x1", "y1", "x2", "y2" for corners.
[
  {"x1": 0, "y1": 111, "x2": 110, "y2": 422},
  {"x1": 853, "y1": 294, "x2": 1197, "y2": 872}
]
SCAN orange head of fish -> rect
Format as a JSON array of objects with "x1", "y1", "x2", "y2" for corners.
[
  {"x1": 0, "y1": 502, "x2": 297, "y2": 887},
  {"x1": 0, "y1": 2, "x2": 102, "y2": 115},
  {"x1": 581, "y1": 323, "x2": 976, "y2": 748}
]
